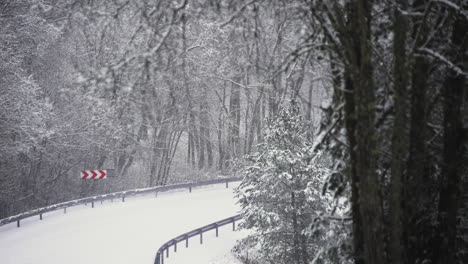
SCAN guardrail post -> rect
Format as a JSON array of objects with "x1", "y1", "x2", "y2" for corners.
[
  {"x1": 166, "y1": 247, "x2": 169, "y2": 258},
  {"x1": 161, "y1": 254, "x2": 164, "y2": 264},
  {"x1": 200, "y1": 231, "x2": 203, "y2": 244},
  {"x1": 226, "y1": 181, "x2": 229, "y2": 188},
  {"x1": 40, "y1": 213, "x2": 42, "y2": 220},
  {"x1": 185, "y1": 235, "x2": 189, "y2": 248},
  {"x1": 64, "y1": 207, "x2": 67, "y2": 214},
  {"x1": 174, "y1": 241, "x2": 177, "y2": 252},
  {"x1": 155, "y1": 191, "x2": 158, "y2": 198},
  {"x1": 215, "y1": 224, "x2": 219, "y2": 237},
  {"x1": 17, "y1": 220, "x2": 20, "y2": 227},
  {"x1": 91, "y1": 201, "x2": 94, "y2": 208},
  {"x1": 189, "y1": 184, "x2": 192, "y2": 193},
  {"x1": 122, "y1": 196, "x2": 125, "y2": 202},
  {"x1": 155, "y1": 252, "x2": 161, "y2": 264},
  {"x1": 232, "y1": 219, "x2": 236, "y2": 231}
]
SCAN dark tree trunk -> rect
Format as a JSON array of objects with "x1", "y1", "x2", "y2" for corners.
[
  {"x1": 187, "y1": 131, "x2": 192, "y2": 165},
  {"x1": 389, "y1": 1, "x2": 409, "y2": 263},
  {"x1": 349, "y1": 1, "x2": 386, "y2": 263},
  {"x1": 247, "y1": 87, "x2": 264, "y2": 153},
  {"x1": 406, "y1": 1, "x2": 431, "y2": 260},
  {"x1": 206, "y1": 133, "x2": 213, "y2": 168},
  {"x1": 344, "y1": 72, "x2": 365, "y2": 264},
  {"x1": 217, "y1": 87, "x2": 226, "y2": 171},
  {"x1": 161, "y1": 131, "x2": 183, "y2": 185},
  {"x1": 229, "y1": 79, "x2": 241, "y2": 158},
  {"x1": 199, "y1": 96, "x2": 213, "y2": 169},
  {"x1": 198, "y1": 118, "x2": 206, "y2": 170},
  {"x1": 154, "y1": 127, "x2": 167, "y2": 185},
  {"x1": 189, "y1": 118, "x2": 197, "y2": 167},
  {"x1": 434, "y1": 11, "x2": 467, "y2": 264},
  {"x1": 149, "y1": 128, "x2": 162, "y2": 186},
  {"x1": 217, "y1": 112, "x2": 224, "y2": 171}
]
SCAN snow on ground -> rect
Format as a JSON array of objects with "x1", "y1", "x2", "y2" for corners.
[{"x1": 0, "y1": 183, "x2": 246, "y2": 264}]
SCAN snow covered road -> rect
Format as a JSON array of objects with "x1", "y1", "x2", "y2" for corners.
[{"x1": 0, "y1": 184, "x2": 243, "y2": 264}]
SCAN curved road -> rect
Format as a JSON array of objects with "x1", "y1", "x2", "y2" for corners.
[{"x1": 0, "y1": 184, "x2": 240, "y2": 264}]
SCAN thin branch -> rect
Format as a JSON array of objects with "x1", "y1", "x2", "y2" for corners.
[
  {"x1": 432, "y1": 0, "x2": 468, "y2": 21},
  {"x1": 219, "y1": 0, "x2": 259, "y2": 28},
  {"x1": 418, "y1": 48, "x2": 468, "y2": 78}
]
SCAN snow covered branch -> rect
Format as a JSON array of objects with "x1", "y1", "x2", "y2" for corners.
[
  {"x1": 432, "y1": 0, "x2": 468, "y2": 21},
  {"x1": 418, "y1": 48, "x2": 468, "y2": 78}
]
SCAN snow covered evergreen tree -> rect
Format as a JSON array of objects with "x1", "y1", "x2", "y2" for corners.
[{"x1": 235, "y1": 101, "x2": 344, "y2": 264}]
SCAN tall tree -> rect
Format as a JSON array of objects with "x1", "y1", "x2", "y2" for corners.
[{"x1": 389, "y1": 0, "x2": 409, "y2": 262}]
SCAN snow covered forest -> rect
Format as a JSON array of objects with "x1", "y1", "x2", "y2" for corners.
[{"x1": 0, "y1": 0, "x2": 467, "y2": 263}]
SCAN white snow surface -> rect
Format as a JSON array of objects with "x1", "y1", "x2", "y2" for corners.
[{"x1": 0, "y1": 184, "x2": 245, "y2": 264}]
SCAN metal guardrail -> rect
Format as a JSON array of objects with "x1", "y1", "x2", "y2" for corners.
[
  {"x1": 154, "y1": 214, "x2": 243, "y2": 264},
  {"x1": 0, "y1": 177, "x2": 242, "y2": 227}
]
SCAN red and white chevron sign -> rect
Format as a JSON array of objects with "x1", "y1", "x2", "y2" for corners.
[{"x1": 81, "y1": 170, "x2": 107, "y2": 179}]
